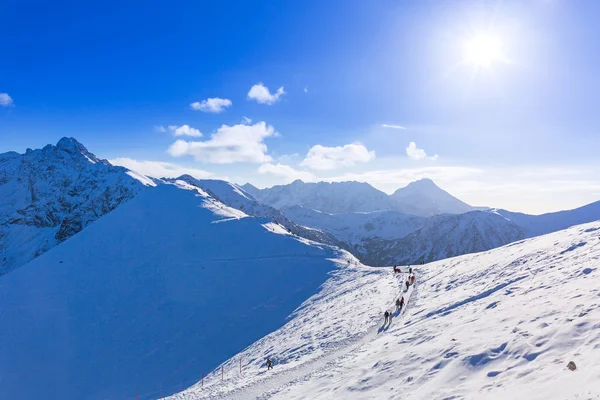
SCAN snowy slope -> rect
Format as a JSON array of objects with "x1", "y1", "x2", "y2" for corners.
[
  {"x1": 496, "y1": 201, "x2": 600, "y2": 237},
  {"x1": 174, "y1": 176, "x2": 344, "y2": 249},
  {"x1": 390, "y1": 178, "x2": 477, "y2": 216},
  {"x1": 363, "y1": 211, "x2": 524, "y2": 266},
  {"x1": 281, "y1": 206, "x2": 521, "y2": 266},
  {"x1": 0, "y1": 182, "x2": 343, "y2": 400},
  {"x1": 246, "y1": 179, "x2": 478, "y2": 216},
  {"x1": 281, "y1": 205, "x2": 425, "y2": 247},
  {"x1": 283, "y1": 203, "x2": 600, "y2": 267},
  {"x1": 0, "y1": 137, "x2": 150, "y2": 275},
  {"x1": 169, "y1": 221, "x2": 600, "y2": 400}
]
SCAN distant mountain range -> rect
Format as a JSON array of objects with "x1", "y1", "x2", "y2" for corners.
[
  {"x1": 281, "y1": 201, "x2": 600, "y2": 266},
  {"x1": 242, "y1": 178, "x2": 480, "y2": 216},
  {"x1": 2, "y1": 137, "x2": 599, "y2": 277}
]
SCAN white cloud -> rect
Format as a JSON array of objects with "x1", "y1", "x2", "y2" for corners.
[
  {"x1": 258, "y1": 163, "x2": 317, "y2": 183},
  {"x1": 167, "y1": 124, "x2": 202, "y2": 137},
  {"x1": 406, "y1": 141, "x2": 438, "y2": 160},
  {"x1": 241, "y1": 116, "x2": 252, "y2": 124},
  {"x1": 167, "y1": 121, "x2": 276, "y2": 164},
  {"x1": 304, "y1": 87, "x2": 308, "y2": 93},
  {"x1": 300, "y1": 142, "x2": 376, "y2": 171},
  {"x1": 154, "y1": 125, "x2": 166, "y2": 133},
  {"x1": 247, "y1": 83, "x2": 285, "y2": 105},
  {"x1": 0, "y1": 93, "x2": 13, "y2": 106},
  {"x1": 110, "y1": 158, "x2": 224, "y2": 180},
  {"x1": 190, "y1": 97, "x2": 232, "y2": 113},
  {"x1": 381, "y1": 124, "x2": 406, "y2": 130}
]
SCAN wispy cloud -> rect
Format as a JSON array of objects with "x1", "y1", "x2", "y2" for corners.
[
  {"x1": 381, "y1": 124, "x2": 406, "y2": 130},
  {"x1": 300, "y1": 142, "x2": 375, "y2": 171},
  {"x1": 190, "y1": 97, "x2": 232, "y2": 113},
  {"x1": 247, "y1": 83, "x2": 285, "y2": 105},
  {"x1": 154, "y1": 125, "x2": 167, "y2": 133},
  {"x1": 167, "y1": 121, "x2": 276, "y2": 164},
  {"x1": 110, "y1": 158, "x2": 224, "y2": 180},
  {"x1": 241, "y1": 116, "x2": 252, "y2": 124},
  {"x1": 168, "y1": 125, "x2": 202, "y2": 137},
  {"x1": 0, "y1": 93, "x2": 14, "y2": 106},
  {"x1": 304, "y1": 86, "x2": 308, "y2": 93},
  {"x1": 406, "y1": 142, "x2": 438, "y2": 161}
]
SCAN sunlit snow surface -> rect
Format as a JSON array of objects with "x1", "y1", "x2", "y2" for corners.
[{"x1": 169, "y1": 222, "x2": 600, "y2": 400}]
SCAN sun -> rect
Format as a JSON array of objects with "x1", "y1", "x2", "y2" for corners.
[{"x1": 462, "y1": 33, "x2": 506, "y2": 68}]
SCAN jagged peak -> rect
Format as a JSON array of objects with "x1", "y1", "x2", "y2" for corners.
[{"x1": 56, "y1": 137, "x2": 88, "y2": 154}]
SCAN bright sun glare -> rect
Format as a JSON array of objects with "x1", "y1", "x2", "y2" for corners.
[{"x1": 463, "y1": 33, "x2": 506, "y2": 68}]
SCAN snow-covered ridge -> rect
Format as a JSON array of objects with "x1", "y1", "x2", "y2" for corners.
[
  {"x1": 0, "y1": 137, "x2": 151, "y2": 275},
  {"x1": 169, "y1": 221, "x2": 600, "y2": 399},
  {"x1": 171, "y1": 175, "x2": 345, "y2": 249},
  {"x1": 0, "y1": 181, "x2": 345, "y2": 400}
]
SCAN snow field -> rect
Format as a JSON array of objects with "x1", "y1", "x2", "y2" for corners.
[{"x1": 168, "y1": 221, "x2": 600, "y2": 400}]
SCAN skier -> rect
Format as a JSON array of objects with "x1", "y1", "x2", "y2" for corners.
[
  {"x1": 393, "y1": 265, "x2": 397, "y2": 274},
  {"x1": 411, "y1": 275, "x2": 415, "y2": 285},
  {"x1": 395, "y1": 297, "x2": 401, "y2": 312},
  {"x1": 400, "y1": 296, "x2": 405, "y2": 309},
  {"x1": 405, "y1": 279, "x2": 410, "y2": 291},
  {"x1": 266, "y1": 358, "x2": 273, "y2": 370},
  {"x1": 409, "y1": 267, "x2": 413, "y2": 274},
  {"x1": 384, "y1": 310, "x2": 390, "y2": 324}
]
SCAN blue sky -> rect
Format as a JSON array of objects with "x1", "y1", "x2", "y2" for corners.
[{"x1": 1, "y1": 0, "x2": 600, "y2": 213}]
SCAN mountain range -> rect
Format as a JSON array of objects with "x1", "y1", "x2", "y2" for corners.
[
  {"x1": 2, "y1": 137, "x2": 600, "y2": 275},
  {"x1": 242, "y1": 178, "x2": 479, "y2": 216}
]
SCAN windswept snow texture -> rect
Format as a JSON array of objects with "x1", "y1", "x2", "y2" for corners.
[
  {"x1": 169, "y1": 222, "x2": 600, "y2": 400},
  {"x1": 0, "y1": 137, "x2": 148, "y2": 275},
  {"x1": 0, "y1": 183, "x2": 339, "y2": 400}
]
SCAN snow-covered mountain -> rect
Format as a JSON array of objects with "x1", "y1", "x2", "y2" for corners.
[
  {"x1": 0, "y1": 137, "x2": 151, "y2": 275},
  {"x1": 495, "y1": 200, "x2": 600, "y2": 237},
  {"x1": 0, "y1": 180, "x2": 348, "y2": 400},
  {"x1": 390, "y1": 178, "x2": 477, "y2": 216},
  {"x1": 244, "y1": 178, "x2": 480, "y2": 217},
  {"x1": 281, "y1": 200, "x2": 600, "y2": 267},
  {"x1": 168, "y1": 221, "x2": 600, "y2": 400},
  {"x1": 281, "y1": 205, "x2": 425, "y2": 250},
  {"x1": 243, "y1": 180, "x2": 395, "y2": 214},
  {"x1": 362, "y1": 210, "x2": 524, "y2": 266},
  {"x1": 172, "y1": 176, "x2": 344, "y2": 249}
]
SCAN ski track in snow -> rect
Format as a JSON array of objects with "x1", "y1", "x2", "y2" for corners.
[{"x1": 168, "y1": 271, "x2": 415, "y2": 400}]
